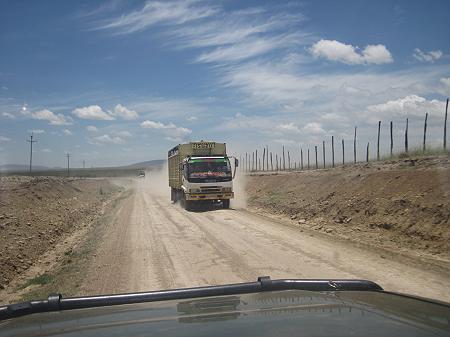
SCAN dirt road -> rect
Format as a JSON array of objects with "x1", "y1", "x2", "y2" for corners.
[{"x1": 82, "y1": 179, "x2": 450, "y2": 302}]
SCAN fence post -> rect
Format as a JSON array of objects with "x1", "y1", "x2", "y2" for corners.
[
  {"x1": 288, "y1": 151, "x2": 291, "y2": 170},
  {"x1": 275, "y1": 154, "x2": 278, "y2": 171},
  {"x1": 315, "y1": 146, "x2": 318, "y2": 169},
  {"x1": 377, "y1": 121, "x2": 381, "y2": 160},
  {"x1": 282, "y1": 146, "x2": 286, "y2": 171},
  {"x1": 256, "y1": 150, "x2": 258, "y2": 171},
  {"x1": 444, "y1": 98, "x2": 448, "y2": 150},
  {"x1": 353, "y1": 126, "x2": 357, "y2": 164},
  {"x1": 331, "y1": 136, "x2": 335, "y2": 168},
  {"x1": 322, "y1": 140, "x2": 326, "y2": 168},
  {"x1": 262, "y1": 148, "x2": 265, "y2": 171},
  {"x1": 390, "y1": 121, "x2": 393, "y2": 157},
  {"x1": 405, "y1": 118, "x2": 409, "y2": 153},
  {"x1": 252, "y1": 152, "x2": 255, "y2": 171},
  {"x1": 270, "y1": 152, "x2": 273, "y2": 171},
  {"x1": 307, "y1": 149, "x2": 310, "y2": 170},
  {"x1": 300, "y1": 148, "x2": 303, "y2": 170},
  {"x1": 366, "y1": 142, "x2": 369, "y2": 162},
  {"x1": 266, "y1": 145, "x2": 269, "y2": 170},
  {"x1": 342, "y1": 139, "x2": 345, "y2": 165},
  {"x1": 423, "y1": 112, "x2": 428, "y2": 152}
]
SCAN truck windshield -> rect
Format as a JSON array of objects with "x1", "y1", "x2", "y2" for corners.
[{"x1": 188, "y1": 158, "x2": 232, "y2": 182}]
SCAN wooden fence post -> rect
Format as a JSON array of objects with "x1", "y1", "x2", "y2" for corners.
[
  {"x1": 270, "y1": 152, "x2": 272, "y2": 171},
  {"x1": 300, "y1": 148, "x2": 303, "y2": 170},
  {"x1": 423, "y1": 112, "x2": 428, "y2": 152},
  {"x1": 353, "y1": 126, "x2": 357, "y2": 164},
  {"x1": 322, "y1": 140, "x2": 326, "y2": 168},
  {"x1": 275, "y1": 154, "x2": 278, "y2": 171},
  {"x1": 331, "y1": 136, "x2": 335, "y2": 168},
  {"x1": 252, "y1": 152, "x2": 255, "y2": 171},
  {"x1": 262, "y1": 148, "x2": 265, "y2": 171},
  {"x1": 444, "y1": 98, "x2": 448, "y2": 150},
  {"x1": 315, "y1": 146, "x2": 318, "y2": 169},
  {"x1": 390, "y1": 121, "x2": 393, "y2": 157},
  {"x1": 266, "y1": 145, "x2": 269, "y2": 170},
  {"x1": 256, "y1": 150, "x2": 258, "y2": 171},
  {"x1": 405, "y1": 118, "x2": 409, "y2": 153},
  {"x1": 287, "y1": 150, "x2": 290, "y2": 170},
  {"x1": 377, "y1": 121, "x2": 381, "y2": 161},
  {"x1": 342, "y1": 139, "x2": 345, "y2": 165},
  {"x1": 366, "y1": 142, "x2": 369, "y2": 162},
  {"x1": 307, "y1": 149, "x2": 310, "y2": 170},
  {"x1": 282, "y1": 146, "x2": 286, "y2": 171}
]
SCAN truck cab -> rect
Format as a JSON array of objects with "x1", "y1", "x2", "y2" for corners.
[{"x1": 181, "y1": 156, "x2": 234, "y2": 208}]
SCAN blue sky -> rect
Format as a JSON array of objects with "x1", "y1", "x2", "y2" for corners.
[{"x1": 1, "y1": 0, "x2": 449, "y2": 167}]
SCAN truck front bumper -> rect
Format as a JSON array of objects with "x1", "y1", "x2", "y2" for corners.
[{"x1": 186, "y1": 192, "x2": 234, "y2": 201}]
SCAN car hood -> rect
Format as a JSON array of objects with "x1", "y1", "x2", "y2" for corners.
[{"x1": 0, "y1": 290, "x2": 449, "y2": 337}]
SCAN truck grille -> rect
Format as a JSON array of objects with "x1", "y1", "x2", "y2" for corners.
[{"x1": 200, "y1": 186, "x2": 221, "y2": 193}]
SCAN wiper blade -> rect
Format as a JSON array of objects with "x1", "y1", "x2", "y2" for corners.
[{"x1": 0, "y1": 276, "x2": 382, "y2": 321}]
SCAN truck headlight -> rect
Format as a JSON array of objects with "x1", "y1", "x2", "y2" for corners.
[{"x1": 223, "y1": 187, "x2": 232, "y2": 192}]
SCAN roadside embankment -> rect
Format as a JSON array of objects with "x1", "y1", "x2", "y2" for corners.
[
  {"x1": 246, "y1": 156, "x2": 450, "y2": 267},
  {"x1": 0, "y1": 176, "x2": 120, "y2": 292}
]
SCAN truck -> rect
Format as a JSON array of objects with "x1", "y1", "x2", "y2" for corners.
[{"x1": 168, "y1": 141, "x2": 238, "y2": 210}]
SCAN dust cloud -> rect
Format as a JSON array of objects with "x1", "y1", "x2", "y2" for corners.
[
  {"x1": 231, "y1": 168, "x2": 248, "y2": 209},
  {"x1": 143, "y1": 162, "x2": 170, "y2": 199}
]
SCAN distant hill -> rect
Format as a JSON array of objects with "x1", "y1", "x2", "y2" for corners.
[
  {"x1": 0, "y1": 164, "x2": 51, "y2": 172},
  {"x1": 124, "y1": 159, "x2": 165, "y2": 168}
]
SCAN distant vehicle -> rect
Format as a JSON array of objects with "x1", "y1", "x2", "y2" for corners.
[
  {"x1": 137, "y1": 170, "x2": 145, "y2": 178},
  {"x1": 1, "y1": 277, "x2": 449, "y2": 336},
  {"x1": 168, "y1": 141, "x2": 238, "y2": 210}
]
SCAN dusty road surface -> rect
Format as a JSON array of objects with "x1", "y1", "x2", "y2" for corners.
[{"x1": 81, "y1": 178, "x2": 450, "y2": 303}]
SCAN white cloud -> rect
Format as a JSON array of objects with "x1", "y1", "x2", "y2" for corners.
[
  {"x1": 112, "y1": 104, "x2": 138, "y2": 120},
  {"x1": 0, "y1": 136, "x2": 11, "y2": 143},
  {"x1": 92, "y1": 134, "x2": 125, "y2": 144},
  {"x1": 96, "y1": 0, "x2": 219, "y2": 34},
  {"x1": 41, "y1": 148, "x2": 52, "y2": 153},
  {"x1": 196, "y1": 34, "x2": 299, "y2": 63},
  {"x1": 114, "y1": 130, "x2": 132, "y2": 137},
  {"x1": 141, "y1": 119, "x2": 192, "y2": 139},
  {"x1": 440, "y1": 77, "x2": 450, "y2": 88},
  {"x1": 303, "y1": 122, "x2": 325, "y2": 134},
  {"x1": 28, "y1": 129, "x2": 45, "y2": 134},
  {"x1": 186, "y1": 116, "x2": 198, "y2": 121},
  {"x1": 63, "y1": 129, "x2": 73, "y2": 135},
  {"x1": 276, "y1": 122, "x2": 301, "y2": 133},
  {"x1": 140, "y1": 120, "x2": 167, "y2": 129},
  {"x1": 31, "y1": 109, "x2": 72, "y2": 125},
  {"x1": 2, "y1": 112, "x2": 15, "y2": 119},
  {"x1": 310, "y1": 39, "x2": 393, "y2": 65},
  {"x1": 86, "y1": 125, "x2": 98, "y2": 132},
  {"x1": 413, "y1": 48, "x2": 443, "y2": 63},
  {"x1": 366, "y1": 95, "x2": 446, "y2": 122},
  {"x1": 72, "y1": 105, "x2": 115, "y2": 120}
]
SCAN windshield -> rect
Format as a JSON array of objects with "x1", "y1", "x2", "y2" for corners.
[
  {"x1": 1, "y1": 0, "x2": 450, "y2": 321},
  {"x1": 188, "y1": 159, "x2": 232, "y2": 182}
]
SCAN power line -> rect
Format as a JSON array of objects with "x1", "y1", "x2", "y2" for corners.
[{"x1": 26, "y1": 133, "x2": 38, "y2": 173}]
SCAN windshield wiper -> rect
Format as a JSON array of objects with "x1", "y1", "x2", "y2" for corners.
[{"x1": 0, "y1": 276, "x2": 382, "y2": 321}]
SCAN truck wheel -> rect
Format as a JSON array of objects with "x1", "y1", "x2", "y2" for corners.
[
  {"x1": 182, "y1": 192, "x2": 192, "y2": 211},
  {"x1": 223, "y1": 199, "x2": 230, "y2": 209}
]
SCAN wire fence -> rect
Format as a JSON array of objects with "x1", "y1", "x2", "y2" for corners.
[{"x1": 239, "y1": 98, "x2": 449, "y2": 173}]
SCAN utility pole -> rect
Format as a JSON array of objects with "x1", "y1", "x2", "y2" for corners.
[
  {"x1": 27, "y1": 133, "x2": 37, "y2": 173},
  {"x1": 66, "y1": 153, "x2": 71, "y2": 177}
]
